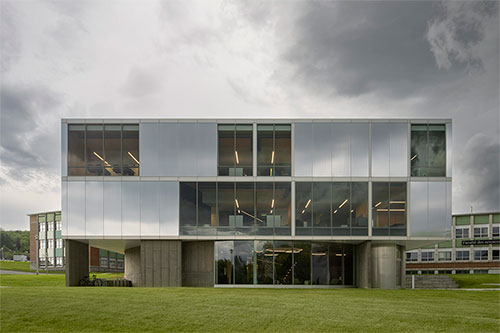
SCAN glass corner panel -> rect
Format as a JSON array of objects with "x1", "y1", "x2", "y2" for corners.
[{"x1": 409, "y1": 182, "x2": 428, "y2": 236}]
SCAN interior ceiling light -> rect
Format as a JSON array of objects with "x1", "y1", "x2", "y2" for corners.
[
  {"x1": 305, "y1": 199, "x2": 311, "y2": 209},
  {"x1": 339, "y1": 199, "x2": 348, "y2": 209},
  {"x1": 93, "y1": 152, "x2": 111, "y2": 166},
  {"x1": 389, "y1": 201, "x2": 406, "y2": 204},
  {"x1": 271, "y1": 199, "x2": 274, "y2": 208},
  {"x1": 271, "y1": 150, "x2": 275, "y2": 164},
  {"x1": 235, "y1": 199, "x2": 240, "y2": 209},
  {"x1": 128, "y1": 151, "x2": 140, "y2": 165},
  {"x1": 410, "y1": 154, "x2": 417, "y2": 161},
  {"x1": 270, "y1": 168, "x2": 273, "y2": 176},
  {"x1": 235, "y1": 151, "x2": 240, "y2": 164},
  {"x1": 301, "y1": 209, "x2": 305, "y2": 214},
  {"x1": 333, "y1": 209, "x2": 338, "y2": 214},
  {"x1": 374, "y1": 201, "x2": 382, "y2": 208}
]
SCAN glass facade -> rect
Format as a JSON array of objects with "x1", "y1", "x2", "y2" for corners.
[
  {"x1": 218, "y1": 124, "x2": 253, "y2": 176},
  {"x1": 215, "y1": 241, "x2": 354, "y2": 286},
  {"x1": 372, "y1": 182, "x2": 407, "y2": 236},
  {"x1": 411, "y1": 124, "x2": 446, "y2": 177},
  {"x1": 68, "y1": 124, "x2": 139, "y2": 176},
  {"x1": 257, "y1": 124, "x2": 291, "y2": 176}
]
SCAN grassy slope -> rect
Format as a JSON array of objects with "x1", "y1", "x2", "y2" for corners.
[
  {"x1": 1, "y1": 275, "x2": 499, "y2": 332},
  {"x1": 449, "y1": 274, "x2": 500, "y2": 289},
  {"x1": 0, "y1": 260, "x2": 64, "y2": 273}
]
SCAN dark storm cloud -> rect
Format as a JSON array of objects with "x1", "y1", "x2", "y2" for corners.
[
  {"x1": 282, "y1": 1, "x2": 470, "y2": 97},
  {"x1": 0, "y1": 84, "x2": 62, "y2": 181}
]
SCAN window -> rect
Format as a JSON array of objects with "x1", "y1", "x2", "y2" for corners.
[
  {"x1": 39, "y1": 222, "x2": 46, "y2": 233},
  {"x1": 39, "y1": 241, "x2": 46, "y2": 250},
  {"x1": 438, "y1": 251, "x2": 452, "y2": 261},
  {"x1": 421, "y1": 251, "x2": 434, "y2": 262},
  {"x1": 47, "y1": 257, "x2": 54, "y2": 266},
  {"x1": 55, "y1": 212, "x2": 61, "y2": 221},
  {"x1": 68, "y1": 124, "x2": 139, "y2": 176},
  {"x1": 493, "y1": 250, "x2": 499, "y2": 260},
  {"x1": 217, "y1": 124, "x2": 253, "y2": 176},
  {"x1": 493, "y1": 226, "x2": 499, "y2": 237},
  {"x1": 455, "y1": 228, "x2": 469, "y2": 239},
  {"x1": 56, "y1": 257, "x2": 63, "y2": 266},
  {"x1": 56, "y1": 239, "x2": 63, "y2": 248},
  {"x1": 411, "y1": 124, "x2": 446, "y2": 177},
  {"x1": 48, "y1": 222, "x2": 54, "y2": 231},
  {"x1": 474, "y1": 227, "x2": 488, "y2": 238},
  {"x1": 48, "y1": 239, "x2": 54, "y2": 248},
  {"x1": 109, "y1": 258, "x2": 116, "y2": 269},
  {"x1": 257, "y1": 124, "x2": 291, "y2": 176},
  {"x1": 100, "y1": 257, "x2": 108, "y2": 268},
  {"x1": 406, "y1": 252, "x2": 418, "y2": 262},
  {"x1": 56, "y1": 221, "x2": 62, "y2": 231},
  {"x1": 117, "y1": 259, "x2": 124, "y2": 269},
  {"x1": 372, "y1": 182, "x2": 407, "y2": 236},
  {"x1": 474, "y1": 250, "x2": 488, "y2": 261},
  {"x1": 456, "y1": 250, "x2": 470, "y2": 261}
]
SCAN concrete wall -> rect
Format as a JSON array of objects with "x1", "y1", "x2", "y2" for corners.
[
  {"x1": 125, "y1": 246, "x2": 141, "y2": 286},
  {"x1": 371, "y1": 244, "x2": 397, "y2": 289},
  {"x1": 356, "y1": 241, "x2": 372, "y2": 288},
  {"x1": 141, "y1": 240, "x2": 182, "y2": 287},
  {"x1": 65, "y1": 240, "x2": 89, "y2": 286},
  {"x1": 182, "y1": 241, "x2": 214, "y2": 287}
]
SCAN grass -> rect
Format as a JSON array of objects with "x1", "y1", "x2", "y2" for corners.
[
  {"x1": 0, "y1": 260, "x2": 64, "y2": 273},
  {"x1": 449, "y1": 274, "x2": 500, "y2": 289},
  {"x1": 1, "y1": 275, "x2": 499, "y2": 332}
]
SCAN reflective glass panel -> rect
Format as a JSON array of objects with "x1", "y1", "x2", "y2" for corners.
[
  {"x1": 332, "y1": 182, "x2": 350, "y2": 235},
  {"x1": 122, "y1": 125, "x2": 139, "y2": 176},
  {"x1": 295, "y1": 182, "x2": 312, "y2": 235},
  {"x1": 218, "y1": 125, "x2": 235, "y2": 176},
  {"x1": 67, "y1": 181, "x2": 85, "y2": 236},
  {"x1": 389, "y1": 182, "x2": 406, "y2": 236},
  {"x1": 235, "y1": 125, "x2": 253, "y2": 176},
  {"x1": 274, "y1": 182, "x2": 291, "y2": 235},
  {"x1": 274, "y1": 125, "x2": 291, "y2": 176},
  {"x1": 312, "y1": 123, "x2": 332, "y2": 176},
  {"x1": 312, "y1": 243, "x2": 329, "y2": 285},
  {"x1": 389, "y1": 123, "x2": 408, "y2": 177},
  {"x1": 313, "y1": 182, "x2": 331, "y2": 235},
  {"x1": 372, "y1": 182, "x2": 389, "y2": 236},
  {"x1": 234, "y1": 241, "x2": 254, "y2": 284},
  {"x1": 236, "y1": 182, "x2": 255, "y2": 228},
  {"x1": 409, "y1": 182, "x2": 428, "y2": 236},
  {"x1": 215, "y1": 241, "x2": 233, "y2": 284},
  {"x1": 351, "y1": 182, "x2": 368, "y2": 235},
  {"x1": 196, "y1": 122, "x2": 217, "y2": 176},
  {"x1": 372, "y1": 123, "x2": 390, "y2": 177},
  {"x1": 217, "y1": 182, "x2": 235, "y2": 228},
  {"x1": 159, "y1": 181, "x2": 179, "y2": 236},
  {"x1": 350, "y1": 123, "x2": 369, "y2": 177},
  {"x1": 121, "y1": 181, "x2": 140, "y2": 236},
  {"x1": 104, "y1": 125, "x2": 122, "y2": 176},
  {"x1": 410, "y1": 124, "x2": 428, "y2": 176},
  {"x1": 428, "y1": 125, "x2": 446, "y2": 176},
  {"x1": 197, "y1": 182, "x2": 217, "y2": 228},
  {"x1": 68, "y1": 125, "x2": 85, "y2": 169},
  {"x1": 140, "y1": 182, "x2": 160, "y2": 236},
  {"x1": 103, "y1": 181, "x2": 121, "y2": 237},
  {"x1": 331, "y1": 123, "x2": 350, "y2": 177},
  {"x1": 177, "y1": 123, "x2": 197, "y2": 176},
  {"x1": 428, "y1": 181, "x2": 447, "y2": 237},
  {"x1": 255, "y1": 240, "x2": 273, "y2": 284},
  {"x1": 329, "y1": 244, "x2": 343, "y2": 285},
  {"x1": 86, "y1": 125, "x2": 103, "y2": 176},
  {"x1": 256, "y1": 182, "x2": 274, "y2": 234},
  {"x1": 274, "y1": 241, "x2": 292, "y2": 285},
  {"x1": 293, "y1": 242, "x2": 311, "y2": 285},
  {"x1": 257, "y1": 125, "x2": 274, "y2": 176},
  {"x1": 159, "y1": 123, "x2": 178, "y2": 176},
  {"x1": 179, "y1": 182, "x2": 196, "y2": 230}
]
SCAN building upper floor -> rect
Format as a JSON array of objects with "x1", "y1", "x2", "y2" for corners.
[{"x1": 62, "y1": 118, "x2": 452, "y2": 179}]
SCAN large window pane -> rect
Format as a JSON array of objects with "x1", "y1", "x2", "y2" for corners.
[
  {"x1": 68, "y1": 125, "x2": 85, "y2": 176},
  {"x1": 217, "y1": 182, "x2": 235, "y2": 230},
  {"x1": 331, "y1": 123, "x2": 350, "y2": 177},
  {"x1": 312, "y1": 123, "x2": 332, "y2": 176},
  {"x1": 293, "y1": 242, "x2": 311, "y2": 285},
  {"x1": 274, "y1": 125, "x2": 291, "y2": 176},
  {"x1": 294, "y1": 123, "x2": 313, "y2": 176},
  {"x1": 86, "y1": 125, "x2": 103, "y2": 176},
  {"x1": 179, "y1": 182, "x2": 196, "y2": 232},
  {"x1": 332, "y1": 182, "x2": 350, "y2": 236},
  {"x1": 256, "y1": 182, "x2": 274, "y2": 234},
  {"x1": 312, "y1": 243, "x2": 328, "y2": 285},
  {"x1": 329, "y1": 244, "x2": 343, "y2": 285},
  {"x1": 216, "y1": 241, "x2": 233, "y2": 284},
  {"x1": 217, "y1": 125, "x2": 234, "y2": 176},
  {"x1": 343, "y1": 245, "x2": 354, "y2": 285},
  {"x1": 104, "y1": 125, "x2": 122, "y2": 176},
  {"x1": 351, "y1": 182, "x2": 368, "y2": 236},
  {"x1": 236, "y1": 125, "x2": 253, "y2": 176},
  {"x1": 372, "y1": 123, "x2": 390, "y2": 177},
  {"x1": 255, "y1": 240, "x2": 273, "y2": 284},
  {"x1": 197, "y1": 182, "x2": 217, "y2": 230},
  {"x1": 313, "y1": 182, "x2": 331, "y2": 235},
  {"x1": 274, "y1": 241, "x2": 292, "y2": 285},
  {"x1": 296, "y1": 182, "x2": 312, "y2": 235},
  {"x1": 428, "y1": 125, "x2": 446, "y2": 176},
  {"x1": 122, "y1": 125, "x2": 139, "y2": 176},
  {"x1": 390, "y1": 182, "x2": 407, "y2": 236},
  {"x1": 372, "y1": 182, "x2": 389, "y2": 236},
  {"x1": 410, "y1": 124, "x2": 428, "y2": 176},
  {"x1": 274, "y1": 182, "x2": 291, "y2": 235},
  {"x1": 234, "y1": 241, "x2": 254, "y2": 284},
  {"x1": 236, "y1": 182, "x2": 255, "y2": 229},
  {"x1": 350, "y1": 123, "x2": 369, "y2": 177},
  {"x1": 257, "y1": 125, "x2": 274, "y2": 176}
]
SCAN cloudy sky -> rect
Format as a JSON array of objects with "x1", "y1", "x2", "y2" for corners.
[{"x1": 1, "y1": 1, "x2": 498, "y2": 230}]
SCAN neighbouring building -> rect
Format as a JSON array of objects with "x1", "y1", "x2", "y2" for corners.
[
  {"x1": 406, "y1": 212, "x2": 500, "y2": 274},
  {"x1": 61, "y1": 119, "x2": 452, "y2": 288},
  {"x1": 29, "y1": 211, "x2": 123, "y2": 272}
]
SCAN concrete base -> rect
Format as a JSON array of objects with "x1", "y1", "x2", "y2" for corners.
[
  {"x1": 65, "y1": 240, "x2": 89, "y2": 286},
  {"x1": 182, "y1": 241, "x2": 214, "y2": 287},
  {"x1": 125, "y1": 246, "x2": 141, "y2": 286},
  {"x1": 356, "y1": 241, "x2": 372, "y2": 288}
]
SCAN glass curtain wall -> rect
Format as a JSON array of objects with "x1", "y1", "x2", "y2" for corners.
[
  {"x1": 218, "y1": 124, "x2": 253, "y2": 176},
  {"x1": 68, "y1": 124, "x2": 139, "y2": 176},
  {"x1": 215, "y1": 241, "x2": 354, "y2": 286},
  {"x1": 372, "y1": 182, "x2": 407, "y2": 236},
  {"x1": 257, "y1": 124, "x2": 291, "y2": 176},
  {"x1": 411, "y1": 124, "x2": 446, "y2": 177},
  {"x1": 295, "y1": 182, "x2": 368, "y2": 236}
]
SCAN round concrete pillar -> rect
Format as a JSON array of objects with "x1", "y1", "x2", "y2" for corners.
[{"x1": 371, "y1": 244, "x2": 399, "y2": 289}]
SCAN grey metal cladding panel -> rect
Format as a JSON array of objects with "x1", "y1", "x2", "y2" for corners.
[
  {"x1": 428, "y1": 182, "x2": 447, "y2": 237},
  {"x1": 446, "y1": 123, "x2": 452, "y2": 177},
  {"x1": 196, "y1": 122, "x2": 217, "y2": 176},
  {"x1": 350, "y1": 123, "x2": 369, "y2": 177},
  {"x1": 159, "y1": 122, "x2": 178, "y2": 176},
  {"x1": 313, "y1": 123, "x2": 332, "y2": 177},
  {"x1": 62, "y1": 123, "x2": 68, "y2": 177},
  {"x1": 371, "y1": 123, "x2": 390, "y2": 177},
  {"x1": 177, "y1": 123, "x2": 197, "y2": 176},
  {"x1": 103, "y1": 181, "x2": 121, "y2": 237},
  {"x1": 67, "y1": 181, "x2": 85, "y2": 236},
  {"x1": 389, "y1": 123, "x2": 408, "y2": 177},
  {"x1": 140, "y1": 122, "x2": 160, "y2": 176},
  {"x1": 140, "y1": 182, "x2": 160, "y2": 237},
  {"x1": 122, "y1": 181, "x2": 140, "y2": 237},
  {"x1": 409, "y1": 182, "x2": 428, "y2": 237},
  {"x1": 294, "y1": 123, "x2": 313, "y2": 176},
  {"x1": 331, "y1": 123, "x2": 350, "y2": 177},
  {"x1": 62, "y1": 181, "x2": 68, "y2": 236},
  {"x1": 445, "y1": 181, "x2": 452, "y2": 238},
  {"x1": 159, "y1": 182, "x2": 179, "y2": 236},
  {"x1": 85, "y1": 181, "x2": 103, "y2": 236}
]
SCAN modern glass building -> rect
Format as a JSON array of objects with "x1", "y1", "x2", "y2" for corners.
[{"x1": 61, "y1": 119, "x2": 452, "y2": 288}]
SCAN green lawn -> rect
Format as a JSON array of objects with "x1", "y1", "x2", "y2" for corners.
[
  {"x1": 0, "y1": 260, "x2": 64, "y2": 273},
  {"x1": 449, "y1": 274, "x2": 500, "y2": 289},
  {"x1": 1, "y1": 275, "x2": 499, "y2": 332}
]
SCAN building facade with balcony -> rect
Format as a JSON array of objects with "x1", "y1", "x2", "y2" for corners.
[{"x1": 61, "y1": 119, "x2": 452, "y2": 288}]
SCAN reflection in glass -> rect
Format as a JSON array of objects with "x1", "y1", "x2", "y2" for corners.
[
  {"x1": 312, "y1": 123, "x2": 332, "y2": 177},
  {"x1": 409, "y1": 182, "x2": 428, "y2": 237},
  {"x1": 85, "y1": 181, "x2": 103, "y2": 236},
  {"x1": 293, "y1": 242, "x2": 311, "y2": 285},
  {"x1": 350, "y1": 123, "x2": 369, "y2": 177},
  {"x1": 177, "y1": 123, "x2": 197, "y2": 176},
  {"x1": 293, "y1": 123, "x2": 313, "y2": 176},
  {"x1": 389, "y1": 182, "x2": 406, "y2": 236},
  {"x1": 234, "y1": 241, "x2": 253, "y2": 284},
  {"x1": 122, "y1": 125, "x2": 139, "y2": 176},
  {"x1": 411, "y1": 124, "x2": 446, "y2": 177},
  {"x1": 332, "y1": 182, "x2": 350, "y2": 235},
  {"x1": 236, "y1": 182, "x2": 255, "y2": 227},
  {"x1": 329, "y1": 244, "x2": 343, "y2": 285},
  {"x1": 372, "y1": 123, "x2": 390, "y2": 177},
  {"x1": 344, "y1": 246, "x2": 354, "y2": 285},
  {"x1": 295, "y1": 182, "x2": 312, "y2": 235},
  {"x1": 103, "y1": 181, "x2": 121, "y2": 236},
  {"x1": 274, "y1": 241, "x2": 292, "y2": 285},
  {"x1": 198, "y1": 182, "x2": 217, "y2": 228},
  {"x1": 86, "y1": 125, "x2": 103, "y2": 176},
  {"x1": 217, "y1": 182, "x2": 234, "y2": 228},
  {"x1": 372, "y1": 182, "x2": 389, "y2": 236},
  {"x1": 179, "y1": 182, "x2": 196, "y2": 231},
  {"x1": 428, "y1": 125, "x2": 446, "y2": 176},
  {"x1": 389, "y1": 123, "x2": 408, "y2": 177},
  {"x1": 274, "y1": 125, "x2": 291, "y2": 176},
  {"x1": 140, "y1": 182, "x2": 160, "y2": 236},
  {"x1": 216, "y1": 241, "x2": 233, "y2": 284},
  {"x1": 217, "y1": 124, "x2": 253, "y2": 176},
  {"x1": 256, "y1": 182, "x2": 274, "y2": 234},
  {"x1": 257, "y1": 124, "x2": 291, "y2": 176},
  {"x1": 331, "y1": 123, "x2": 350, "y2": 177},
  {"x1": 257, "y1": 125, "x2": 273, "y2": 176},
  {"x1": 313, "y1": 182, "x2": 331, "y2": 235},
  {"x1": 217, "y1": 125, "x2": 235, "y2": 176},
  {"x1": 104, "y1": 125, "x2": 122, "y2": 175},
  {"x1": 68, "y1": 125, "x2": 85, "y2": 175},
  {"x1": 351, "y1": 182, "x2": 368, "y2": 236},
  {"x1": 312, "y1": 243, "x2": 328, "y2": 285},
  {"x1": 256, "y1": 240, "x2": 273, "y2": 284},
  {"x1": 274, "y1": 182, "x2": 291, "y2": 235}
]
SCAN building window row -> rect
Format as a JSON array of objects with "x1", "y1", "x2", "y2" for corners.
[
  {"x1": 407, "y1": 249, "x2": 500, "y2": 262},
  {"x1": 68, "y1": 124, "x2": 139, "y2": 176},
  {"x1": 421, "y1": 251, "x2": 434, "y2": 262},
  {"x1": 216, "y1": 241, "x2": 355, "y2": 286},
  {"x1": 474, "y1": 226, "x2": 489, "y2": 238},
  {"x1": 455, "y1": 225, "x2": 500, "y2": 239}
]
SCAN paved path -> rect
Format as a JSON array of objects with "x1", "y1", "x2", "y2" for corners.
[{"x1": 0, "y1": 270, "x2": 37, "y2": 275}]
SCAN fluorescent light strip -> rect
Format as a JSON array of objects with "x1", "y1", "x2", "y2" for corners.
[
  {"x1": 93, "y1": 152, "x2": 111, "y2": 166},
  {"x1": 271, "y1": 199, "x2": 274, "y2": 208},
  {"x1": 305, "y1": 199, "x2": 311, "y2": 209},
  {"x1": 235, "y1": 199, "x2": 240, "y2": 209},
  {"x1": 128, "y1": 151, "x2": 140, "y2": 165},
  {"x1": 333, "y1": 209, "x2": 338, "y2": 214},
  {"x1": 301, "y1": 209, "x2": 305, "y2": 214},
  {"x1": 271, "y1": 150, "x2": 275, "y2": 164},
  {"x1": 410, "y1": 154, "x2": 417, "y2": 161},
  {"x1": 389, "y1": 201, "x2": 406, "y2": 204},
  {"x1": 374, "y1": 201, "x2": 382, "y2": 208},
  {"x1": 339, "y1": 199, "x2": 348, "y2": 209},
  {"x1": 235, "y1": 151, "x2": 239, "y2": 164}
]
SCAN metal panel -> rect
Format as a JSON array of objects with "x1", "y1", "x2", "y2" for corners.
[
  {"x1": 139, "y1": 122, "x2": 160, "y2": 176},
  {"x1": 331, "y1": 123, "x2": 350, "y2": 177},
  {"x1": 371, "y1": 123, "x2": 390, "y2": 177},
  {"x1": 159, "y1": 181, "x2": 180, "y2": 236},
  {"x1": 409, "y1": 182, "x2": 428, "y2": 237},
  {"x1": 446, "y1": 181, "x2": 452, "y2": 238},
  {"x1": 350, "y1": 123, "x2": 369, "y2": 177},
  {"x1": 428, "y1": 181, "x2": 447, "y2": 237},
  {"x1": 371, "y1": 244, "x2": 397, "y2": 289},
  {"x1": 313, "y1": 123, "x2": 332, "y2": 177},
  {"x1": 177, "y1": 123, "x2": 197, "y2": 176},
  {"x1": 61, "y1": 180, "x2": 68, "y2": 236},
  {"x1": 103, "y1": 181, "x2": 122, "y2": 236},
  {"x1": 293, "y1": 123, "x2": 313, "y2": 176},
  {"x1": 61, "y1": 123, "x2": 68, "y2": 177},
  {"x1": 446, "y1": 123, "x2": 452, "y2": 177},
  {"x1": 140, "y1": 182, "x2": 160, "y2": 237},
  {"x1": 67, "y1": 181, "x2": 85, "y2": 236},
  {"x1": 85, "y1": 181, "x2": 103, "y2": 236},
  {"x1": 122, "y1": 181, "x2": 140, "y2": 237},
  {"x1": 389, "y1": 123, "x2": 408, "y2": 177},
  {"x1": 159, "y1": 122, "x2": 178, "y2": 176},
  {"x1": 196, "y1": 122, "x2": 217, "y2": 176}
]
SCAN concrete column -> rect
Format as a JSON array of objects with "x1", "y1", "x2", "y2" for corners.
[
  {"x1": 182, "y1": 241, "x2": 214, "y2": 287},
  {"x1": 65, "y1": 240, "x2": 89, "y2": 287},
  {"x1": 141, "y1": 240, "x2": 182, "y2": 287},
  {"x1": 125, "y1": 246, "x2": 142, "y2": 287},
  {"x1": 356, "y1": 241, "x2": 372, "y2": 288},
  {"x1": 371, "y1": 244, "x2": 397, "y2": 289}
]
